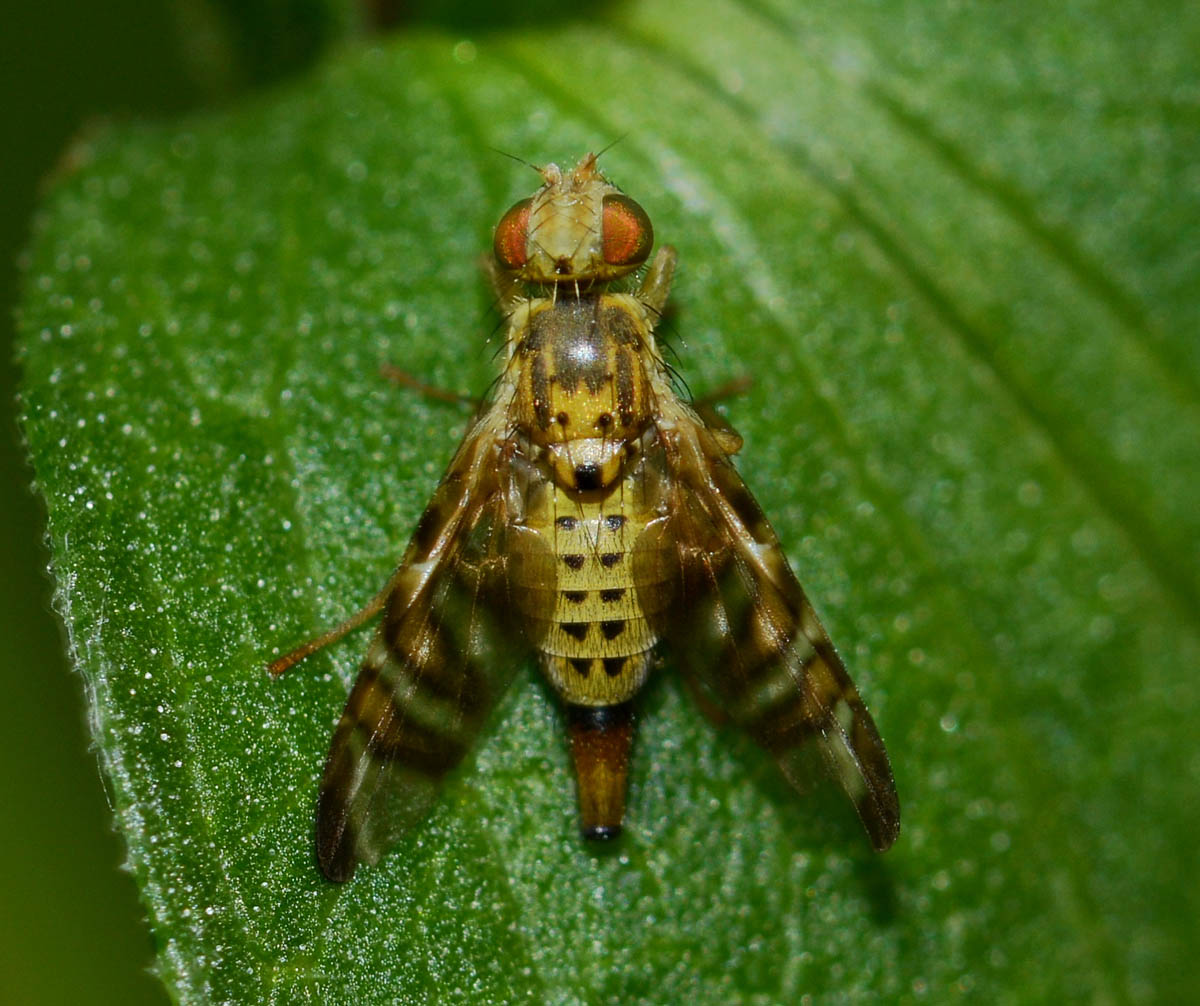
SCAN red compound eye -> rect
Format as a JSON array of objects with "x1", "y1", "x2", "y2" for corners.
[
  {"x1": 601, "y1": 194, "x2": 653, "y2": 266},
  {"x1": 493, "y1": 198, "x2": 532, "y2": 269}
]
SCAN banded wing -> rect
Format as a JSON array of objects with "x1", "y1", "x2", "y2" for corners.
[
  {"x1": 635, "y1": 394, "x2": 900, "y2": 851},
  {"x1": 316, "y1": 398, "x2": 546, "y2": 881}
]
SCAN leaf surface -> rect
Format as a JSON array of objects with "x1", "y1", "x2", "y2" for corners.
[{"x1": 19, "y1": 4, "x2": 1199, "y2": 1001}]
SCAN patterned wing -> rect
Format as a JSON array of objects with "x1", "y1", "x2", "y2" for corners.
[
  {"x1": 634, "y1": 394, "x2": 900, "y2": 851},
  {"x1": 316, "y1": 400, "x2": 548, "y2": 881}
]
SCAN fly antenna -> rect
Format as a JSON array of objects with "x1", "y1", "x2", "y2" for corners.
[
  {"x1": 489, "y1": 146, "x2": 543, "y2": 177},
  {"x1": 594, "y1": 134, "x2": 627, "y2": 162}
]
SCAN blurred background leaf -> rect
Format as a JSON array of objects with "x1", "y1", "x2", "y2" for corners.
[
  {"x1": 1, "y1": 6, "x2": 192, "y2": 1004},
  {"x1": 9, "y1": 0, "x2": 1200, "y2": 1003}
]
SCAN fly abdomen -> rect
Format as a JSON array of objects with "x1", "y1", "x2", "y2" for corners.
[{"x1": 514, "y1": 497, "x2": 658, "y2": 706}]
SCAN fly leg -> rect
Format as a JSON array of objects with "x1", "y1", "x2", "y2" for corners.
[
  {"x1": 693, "y1": 375, "x2": 753, "y2": 410},
  {"x1": 267, "y1": 582, "x2": 392, "y2": 676},
  {"x1": 636, "y1": 245, "x2": 677, "y2": 318},
  {"x1": 682, "y1": 674, "x2": 730, "y2": 727},
  {"x1": 692, "y1": 376, "x2": 753, "y2": 456},
  {"x1": 635, "y1": 245, "x2": 744, "y2": 454},
  {"x1": 380, "y1": 364, "x2": 476, "y2": 408}
]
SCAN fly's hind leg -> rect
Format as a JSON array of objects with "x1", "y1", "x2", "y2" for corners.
[
  {"x1": 682, "y1": 673, "x2": 730, "y2": 727},
  {"x1": 266, "y1": 583, "x2": 392, "y2": 676}
]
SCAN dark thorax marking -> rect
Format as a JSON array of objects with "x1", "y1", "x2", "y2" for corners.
[{"x1": 537, "y1": 298, "x2": 635, "y2": 396}]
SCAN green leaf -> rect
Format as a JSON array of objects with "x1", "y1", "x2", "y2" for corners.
[{"x1": 18, "y1": 3, "x2": 1199, "y2": 1001}]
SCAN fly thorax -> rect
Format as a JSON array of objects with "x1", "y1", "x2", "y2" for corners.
[{"x1": 516, "y1": 295, "x2": 654, "y2": 492}]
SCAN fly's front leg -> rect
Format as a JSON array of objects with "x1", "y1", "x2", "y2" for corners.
[
  {"x1": 484, "y1": 255, "x2": 527, "y2": 317},
  {"x1": 637, "y1": 244, "x2": 743, "y2": 454},
  {"x1": 380, "y1": 364, "x2": 477, "y2": 408},
  {"x1": 636, "y1": 245, "x2": 677, "y2": 318},
  {"x1": 692, "y1": 376, "x2": 752, "y2": 456}
]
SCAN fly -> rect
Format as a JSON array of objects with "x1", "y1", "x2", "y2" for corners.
[{"x1": 269, "y1": 153, "x2": 900, "y2": 881}]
